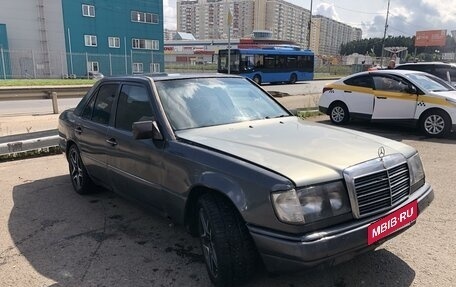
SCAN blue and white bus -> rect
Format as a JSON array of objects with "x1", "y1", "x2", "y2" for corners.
[{"x1": 217, "y1": 47, "x2": 314, "y2": 85}]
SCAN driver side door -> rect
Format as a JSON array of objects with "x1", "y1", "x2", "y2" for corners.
[{"x1": 371, "y1": 75, "x2": 418, "y2": 120}]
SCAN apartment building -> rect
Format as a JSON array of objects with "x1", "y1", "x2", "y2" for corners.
[
  {"x1": 310, "y1": 15, "x2": 362, "y2": 56},
  {"x1": 177, "y1": 0, "x2": 255, "y2": 40},
  {"x1": 176, "y1": 0, "x2": 361, "y2": 54},
  {"x1": 0, "y1": 0, "x2": 164, "y2": 78}
]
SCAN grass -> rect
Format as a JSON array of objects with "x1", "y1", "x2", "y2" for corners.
[{"x1": 0, "y1": 79, "x2": 97, "y2": 87}]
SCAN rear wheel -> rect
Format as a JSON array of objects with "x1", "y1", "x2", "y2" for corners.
[
  {"x1": 197, "y1": 193, "x2": 258, "y2": 286},
  {"x1": 252, "y1": 74, "x2": 262, "y2": 85},
  {"x1": 420, "y1": 110, "x2": 451, "y2": 137},
  {"x1": 329, "y1": 102, "x2": 350, "y2": 124},
  {"x1": 68, "y1": 144, "x2": 94, "y2": 194}
]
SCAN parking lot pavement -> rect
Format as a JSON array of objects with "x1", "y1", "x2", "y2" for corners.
[{"x1": 0, "y1": 118, "x2": 455, "y2": 287}]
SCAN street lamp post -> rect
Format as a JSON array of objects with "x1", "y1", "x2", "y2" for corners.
[{"x1": 307, "y1": 0, "x2": 313, "y2": 50}]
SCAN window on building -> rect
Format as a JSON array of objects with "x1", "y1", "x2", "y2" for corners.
[
  {"x1": 131, "y1": 11, "x2": 159, "y2": 24},
  {"x1": 82, "y1": 4, "x2": 95, "y2": 17},
  {"x1": 88, "y1": 61, "x2": 99, "y2": 72},
  {"x1": 84, "y1": 35, "x2": 97, "y2": 47},
  {"x1": 150, "y1": 63, "x2": 160, "y2": 73},
  {"x1": 108, "y1": 37, "x2": 120, "y2": 48},
  {"x1": 133, "y1": 63, "x2": 143, "y2": 73},
  {"x1": 132, "y1": 38, "x2": 159, "y2": 50}
]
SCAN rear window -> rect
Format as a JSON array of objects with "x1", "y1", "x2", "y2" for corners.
[
  {"x1": 395, "y1": 64, "x2": 432, "y2": 72},
  {"x1": 343, "y1": 75, "x2": 373, "y2": 88}
]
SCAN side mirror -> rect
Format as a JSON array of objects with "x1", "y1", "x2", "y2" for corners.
[
  {"x1": 132, "y1": 120, "x2": 163, "y2": 141},
  {"x1": 406, "y1": 85, "x2": 418, "y2": 94}
]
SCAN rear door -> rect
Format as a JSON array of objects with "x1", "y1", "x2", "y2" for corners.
[
  {"x1": 371, "y1": 75, "x2": 417, "y2": 119},
  {"x1": 339, "y1": 75, "x2": 375, "y2": 118},
  {"x1": 75, "y1": 83, "x2": 118, "y2": 184}
]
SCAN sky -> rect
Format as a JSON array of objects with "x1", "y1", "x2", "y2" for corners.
[{"x1": 163, "y1": 0, "x2": 456, "y2": 39}]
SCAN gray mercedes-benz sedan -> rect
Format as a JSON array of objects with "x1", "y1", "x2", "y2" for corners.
[{"x1": 58, "y1": 74, "x2": 434, "y2": 286}]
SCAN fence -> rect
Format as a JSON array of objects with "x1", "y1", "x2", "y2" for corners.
[
  {"x1": 0, "y1": 48, "x2": 354, "y2": 79},
  {"x1": 0, "y1": 49, "x2": 166, "y2": 79}
]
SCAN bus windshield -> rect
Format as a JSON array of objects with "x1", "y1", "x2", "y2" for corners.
[{"x1": 217, "y1": 47, "x2": 314, "y2": 85}]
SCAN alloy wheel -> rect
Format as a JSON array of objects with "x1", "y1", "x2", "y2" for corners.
[
  {"x1": 199, "y1": 208, "x2": 218, "y2": 278},
  {"x1": 424, "y1": 114, "x2": 445, "y2": 135}
]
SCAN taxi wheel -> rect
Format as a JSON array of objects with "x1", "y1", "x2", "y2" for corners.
[
  {"x1": 420, "y1": 110, "x2": 451, "y2": 138},
  {"x1": 329, "y1": 102, "x2": 350, "y2": 124},
  {"x1": 68, "y1": 144, "x2": 94, "y2": 194}
]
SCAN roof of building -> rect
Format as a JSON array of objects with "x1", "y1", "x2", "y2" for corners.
[{"x1": 173, "y1": 32, "x2": 196, "y2": 41}]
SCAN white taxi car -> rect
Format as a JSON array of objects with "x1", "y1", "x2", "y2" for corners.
[{"x1": 319, "y1": 70, "x2": 456, "y2": 137}]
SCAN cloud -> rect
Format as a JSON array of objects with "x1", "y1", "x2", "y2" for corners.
[
  {"x1": 314, "y1": 3, "x2": 341, "y2": 22},
  {"x1": 163, "y1": 0, "x2": 176, "y2": 30},
  {"x1": 361, "y1": 0, "x2": 456, "y2": 38}
]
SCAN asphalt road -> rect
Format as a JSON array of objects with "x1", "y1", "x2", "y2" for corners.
[{"x1": 1, "y1": 116, "x2": 455, "y2": 287}]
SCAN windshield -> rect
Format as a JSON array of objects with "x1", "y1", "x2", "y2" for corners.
[
  {"x1": 155, "y1": 77, "x2": 290, "y2": 131},
  {"x1": 405, "y1": 73, "x2": 455, "y2": 92}
]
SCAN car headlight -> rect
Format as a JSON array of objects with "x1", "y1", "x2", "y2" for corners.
[
  {"x1": 272, "y1": 181, "x2": 351, "y2": 224},
  {"x1": 408, "y1": 152, "x2": 425, "y2": 193}
]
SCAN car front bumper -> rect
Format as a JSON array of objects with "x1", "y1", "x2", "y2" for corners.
[{"x1": 248, "y1": 183, "x2": 434, "y2": 273}]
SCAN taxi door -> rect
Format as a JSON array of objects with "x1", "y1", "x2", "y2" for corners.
[{"x1": 371, "y1": 75, "x2": 418, "y2": 119}]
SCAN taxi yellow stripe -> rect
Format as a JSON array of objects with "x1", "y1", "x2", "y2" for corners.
[{"x1": 326, "y1": 84, "x2": 453, "y2": 107}]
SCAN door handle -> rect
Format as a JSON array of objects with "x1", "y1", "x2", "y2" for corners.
[
  {"x1": 343, "y1": 90, "x2": 352, "y2": 93},
  {"x1": 106, "y1": 138, "x2": 118, "y2": 146},
  {"x1": 74, "y1": 127, "x2": 82, "y2": 134},
  {"x1": 376, "y1": 96, "x2": 387, "y2": 99}
]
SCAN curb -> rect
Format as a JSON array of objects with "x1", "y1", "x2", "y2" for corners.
[{"x1": 0, "y1": 130, "x2": 61, "y2": 162}]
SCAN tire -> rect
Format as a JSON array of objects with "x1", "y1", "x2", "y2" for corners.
[
  {"x1": 289, "y1": 73, "x2": 297, "y2": 84},
  {"x1": 67, "y1": 144, "x2": 94, "y2": 194},
  {"x1": 252, "y1": 74, "x2": 261, "y2": 85},
  {"x1": 329, "y1": 102, "x2": 350, "y2": 124},
  {"x1": 420, "y1": 110, "x2": 451, "y2": 138},
  {"x1": 197, "y1": 193, "x2": 258, "y2": 286}
]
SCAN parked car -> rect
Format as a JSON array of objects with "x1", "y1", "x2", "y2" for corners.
[
  {"x1": 87, "y1": 71, "x2": 104, "y2": 80},
  {"x1": 395, "y1": 62, "x2": 456, "y2": 86},
  {"x1": 59, "y1": 74, "x2": 434, "y2": 286},
  {"x1": 319, "y1": 69, "x2": 456, "y2": 137}
]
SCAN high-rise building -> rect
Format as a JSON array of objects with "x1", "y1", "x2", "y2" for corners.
[
  {"x1": 0, "y1": 0, "x2": 164, "y2": 78},
  {"x1": 310, "y1": 15, "x2": 362, "y2": 56},
  {"x1": 176, "y1": 0, "x2": 360, "y2": 53}
]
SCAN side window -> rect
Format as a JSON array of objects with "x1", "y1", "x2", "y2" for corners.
[
  {"x1": 115, "y1": 84, "x2": 154, "y2": 132},
  {"x1": 434, "y1": 66, "x2": 451, "y2": 81},
  {"x1": 343, "y1": 75, "x2": 373, "y2": 88},
  {"x1": 91, "y1": 84, "x2": 118, "y2": 125},
  {"x1": 373, "y1": 76, "x2": 409, "y2": 92},
  {"x1": 81, "y1": 95, "x2": 96, "y2": 119}
]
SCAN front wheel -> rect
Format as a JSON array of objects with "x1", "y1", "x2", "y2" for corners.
[
  {"x1": 329, "y1": 102, "x2": 350, "y2": 124},
  {"x1": 252, "y1": 74, "x2": 262, "y2": 85},
  {"x1": 197, "y1": 193, "x2": 258, "y2": 286},
  {"x1": 289, "y1": 73, "x2": 297, "y2": 84},
  {"x1": 68, "y1": 144, "x2": 94, "y2": 194},
  {"x1": 420, "y1": 110, "x2": 451, "y2": 137}
]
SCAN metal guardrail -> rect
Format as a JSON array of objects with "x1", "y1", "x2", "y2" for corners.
[{"x1": 0, "y1": 85, "x2": 91, "y2": 114}]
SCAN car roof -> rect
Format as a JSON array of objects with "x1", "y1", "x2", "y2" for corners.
[
  {"x1": 396, "y1": 62, "x2": 456, "y2": 67},
  {"x1": 343, "y1": 69, "x2": 429, "y2": 79}
]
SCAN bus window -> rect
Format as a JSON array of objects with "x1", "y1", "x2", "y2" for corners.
[
  {"x1": 254, "y1": 55, "x2": 263, "y2": 68},
  {"x1": 287, "y1": 56, "x2": 298, "y2": 69},
  {"x1": 264, "y1": 55, "x2": 275, "y2": 68}
]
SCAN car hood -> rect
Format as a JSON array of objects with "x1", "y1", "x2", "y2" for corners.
[
  {"x1": 176, "y1": 117, "x2": 416, "y2": 186},
  {"x1": 430, "y1": 90, "x2": 456, "y2": 101}
]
